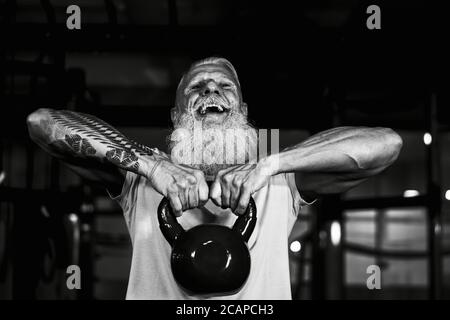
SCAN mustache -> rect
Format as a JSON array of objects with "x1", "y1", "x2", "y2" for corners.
[{"x1": 193, "y1": 94, "x2": 230, "y2": 111}]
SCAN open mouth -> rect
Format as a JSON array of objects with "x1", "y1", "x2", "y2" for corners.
[{"x1": 197, "y1": 103, "x2": 230, "y2": 116}]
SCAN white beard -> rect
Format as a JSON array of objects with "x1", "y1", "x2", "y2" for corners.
[{"x1": 168, "y1": 110, "x2": 258, "y2": 179}]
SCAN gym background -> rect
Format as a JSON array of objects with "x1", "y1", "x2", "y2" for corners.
[{"x1": 0, "y1": 0, "x2": 448, "y2": 300}]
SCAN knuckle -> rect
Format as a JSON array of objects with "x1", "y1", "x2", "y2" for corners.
[
  {"x1": 237, "y1": 204, "x2": 247, "y2": 214},
  {"x1": 200, "y1": 192, "x2": 209, "y2": 201},
  {"x1": 241, "y1": 181, "x2": 251, "y2": 192},
  {"x1": 186, "y1": 174, "x2": 197, "y2": 184},
  {"x1": 239, "y1": 199, "x2": 248, "y2": 209},
  {"x1": 232, "y1": 176, "x2": 242, "y2": 186},
  {"x1": 194, "y1": 170, "x2": 205, "y2": 179},
  {"x1": 176, "y1": 179, "x2": 188, "y2": 189},
  {"x1": 189, "y1": 203, "x2": 198, "y2": 210},
  {"x1": 171, "y1": 200, "x2": 181, "y2": 211},
  {"x1": 167, "y1": 184, "x2": 178, "y2": 194},
  {"x1": 222, "y1": 174, "x2": 232, "y2": 183},
  {"x1": 221, "y1": 189, "x2": 228, "y2": 198}
]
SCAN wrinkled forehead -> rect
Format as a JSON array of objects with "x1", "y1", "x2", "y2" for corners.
[{"x1": 181, "y1": 63, "x2": 239, "y2": 89}]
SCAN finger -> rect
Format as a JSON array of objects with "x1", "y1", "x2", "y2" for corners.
[
  {"x1": 230, "y1": 177, "x2": 243, "y2": 212},
  {"x1": 168, "y1": 194, "x2": 183, "y2": 217},
  {"x1": 210, "y1": 179, "x2": 222, "y2": 207},
  {"x1": 220, "y1": 174, "x2": 232, "y2": 208},
  {"x1": 185, "y1": 172, "x2": 199, "y2": 209},
  {"x1": 188, "y1": 186, "x2": 199, "y2": 209},
  {"x1": 185, "y1": 172, "x2": 197, "y2": 184},
  {"x1": 236, "y1": 183, "x2": 252, "y2": 215},
  {"x1": 198, "y1": 178, "x2": 209, "y2": 206},
  {"x1": 180, "y1": 186, "x2": 190, "y2": 211},
  {"x1": 230, "y1": 188, "x2": 240, "y2": 213},
  {"x1": 192, "y1": 170, "x2": 208, "y2": 205}
]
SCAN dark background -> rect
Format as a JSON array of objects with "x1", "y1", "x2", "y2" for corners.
[{"x1": 1, "y1": 0, "x2": 449, "y2": 300}]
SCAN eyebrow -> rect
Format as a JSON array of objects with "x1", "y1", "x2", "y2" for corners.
[{"x1": 186, "y1": 74, "x2": 236, "y2": 88}]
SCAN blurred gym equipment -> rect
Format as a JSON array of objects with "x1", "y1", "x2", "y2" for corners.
[{"x1": 1, "y1": 0, "x2": 447, "y2": 300}]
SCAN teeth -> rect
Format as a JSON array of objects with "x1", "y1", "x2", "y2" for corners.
[{"x1": 198, "y1": 104, "x2": 227, "y2": 115}]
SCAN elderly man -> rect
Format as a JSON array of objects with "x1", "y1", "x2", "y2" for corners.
[{"x1": 27, "y1": 57, "x2": 402, "y2": 299}]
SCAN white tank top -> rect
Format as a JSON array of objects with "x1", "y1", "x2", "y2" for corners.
[{"x1": 111, "y1": 156, "x2": 309, "y2": 299}]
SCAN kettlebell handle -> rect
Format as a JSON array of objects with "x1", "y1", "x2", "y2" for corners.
[
  {"x1": 231, "y1": 197, "x2": 257, "y2": 243},
  {"x1": 157, "y1": 197, "x2": 257, "y2": 246}
]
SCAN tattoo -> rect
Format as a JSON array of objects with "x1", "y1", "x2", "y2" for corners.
[
  {"x1": 65, "y1": 134, "x2": 96, "y2": 156},
  {"x1": 106, "y1": 148, "x2": 140, "y2": 171},
  {"x1": 49, "y1": 140, "x2": 78, "y2": 157},
  {"x1": 45, "y1": 110, "x2": 155, "y2": 172}
]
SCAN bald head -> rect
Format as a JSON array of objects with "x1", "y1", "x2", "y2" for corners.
[{"x1": 179, "y1": 57, "x2": 240, "y2": 88}]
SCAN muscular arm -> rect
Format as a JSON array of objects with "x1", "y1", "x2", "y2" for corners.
[
  {"x1": 275, "y1": 127, "x2": 403, "y2": 199},
  {"x1": 211, "y1": 126, "x2": 403, "y2": 214},
  {"x1": 27, "y1": 108, "x2": 209, "y2": 214},
  {"x1": 27, "y1": 108, "x2": 160, "y2": 195}
]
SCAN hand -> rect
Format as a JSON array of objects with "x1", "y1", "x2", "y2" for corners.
[
  {"x1": 148, "y1": 159, "x2": 209, "y2": 217},
  {"x1": 209, "y1": 157, "x2": 277, "y2": 215}
]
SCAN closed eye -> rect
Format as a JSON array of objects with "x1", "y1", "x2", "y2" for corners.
[
  {"x1": 185, "y1": 84, "x2": 201, "y2": 94},
  {"x1": 221, "y1": 83, "x2": 234, "y2": 89}
]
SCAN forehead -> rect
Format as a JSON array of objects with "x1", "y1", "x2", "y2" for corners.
[{"x1": 185, "y1": 63, "x2": 238, "y2": 84}]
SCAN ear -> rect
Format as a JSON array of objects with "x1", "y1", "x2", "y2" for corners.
[
  {"x1": 170, "y1": 107, "x2": 178, "y2": 124},
  {"x1": 240, "y1": 102, "x2": 248, "y2": 117}
]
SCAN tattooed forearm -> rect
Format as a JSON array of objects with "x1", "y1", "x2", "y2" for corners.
[
  {"x1": 48, "y1": 134, "x2": 97, "y2": 158},
  {"x1": 65, "y1": 134, "x2": 97, "y2": 156},
  {"x1": 47, "y1": 109, "x2": 153, "y2": 157},
  {"x1": 105, "y1": 148, "x2": 140, "y2": 171},
  {"x1": 27, "y1": 108, "x2": 157, "y2": 176}
]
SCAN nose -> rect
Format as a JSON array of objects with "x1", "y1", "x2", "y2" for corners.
[{"x1": 201, "y1": 81, "x2": 220, "y2": 96}]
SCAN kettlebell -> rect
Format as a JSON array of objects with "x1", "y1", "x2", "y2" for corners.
[{"x1": 158, "y1": 197, "x2": 257, "y2": 295}]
